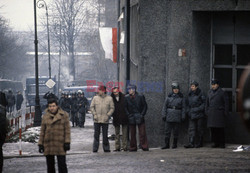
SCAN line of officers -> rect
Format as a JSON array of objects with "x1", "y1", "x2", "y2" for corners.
[
  {"x1": 162, "y1": 79, "x2": 229, "y2": 149},
  {"x1": 58, "y1": 91, "x2": 89, "y2": 128}
]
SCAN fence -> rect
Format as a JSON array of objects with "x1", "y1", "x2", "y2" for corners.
[{"x1": 6, "y1": 106, "x2": 35, "y2": 139}]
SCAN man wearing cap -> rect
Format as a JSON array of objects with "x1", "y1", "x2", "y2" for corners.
[
  {"x1": 184, "y1": 81, "x2": 206, "y2": 148},
  {"x1": 90, "y1": 85, "x2": 114, "y2": 152},
  {"x1": 162, "y1": 82, "x2": 186, "y2": 149},
  {"x1": 124, "y1": 84, "x2": 149, "y2": 151},
  {"x1": 205, "y1": 79, "x2": 229, "y2": 148}
]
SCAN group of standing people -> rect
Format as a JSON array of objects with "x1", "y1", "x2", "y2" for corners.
[
  {"x1": 4, "y1": 90, "x2": 23, "y2": 113},
  {"x1": 36, "y1": 79, "x2": 228, "y2": 173},
  {"x1": 90, "y1": 84, "x2": 149, "y2": 153},
  {"x1": 59, "y1": 91, "x2": 89, "y2": 128},
  {"x1": 161, "y1": 79, "x2": 229, "y2": 149}
]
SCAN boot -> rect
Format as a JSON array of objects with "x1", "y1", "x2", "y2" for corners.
[
  {"x1": 195, "y1": 136, "x2": 203, "y2": 148},
  {"x1": 172, "y1": 138, "x2": 178, "y2": 149},
  {"x1": 184, "y1": 137, "x2": 195, "y2": 148},
  {"x1": 161, "y1": 137, "x2": 170, "y2": 149}
]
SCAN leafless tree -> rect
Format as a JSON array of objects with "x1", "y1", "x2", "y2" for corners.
[{"x1": 0, "y1": 16, "x2": 28, "y2": 80}]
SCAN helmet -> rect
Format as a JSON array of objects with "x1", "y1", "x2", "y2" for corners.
[{"x1": 77, "y1": 90, "x2": 82, "y2": 94}]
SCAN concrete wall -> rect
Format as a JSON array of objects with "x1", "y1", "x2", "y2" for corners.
[{"x1": 118, "y1": 0, "x2": 250, "y2": 147}]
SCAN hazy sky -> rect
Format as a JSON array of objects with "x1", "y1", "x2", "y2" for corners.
[{"x1": 0, "y1": 0, "x2": 52, "y2": 31}]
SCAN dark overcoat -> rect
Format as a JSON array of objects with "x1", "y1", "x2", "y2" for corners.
[
  {"x1": 187, "y1": 88, "x2": 206, "y2": 120},
  {"x1": 124, "y1": 93, "x2": 147, "y2": 125},
  {"x1": 0, "y1": 92, "x2": 7, "y2": 143},
  {"x1": 111, "y1": 92, "x2": 128, "y2": 126},
  {"x1": 205, "y1": 87, "x2": 229, "y2": 128},
  {"x1": 162, "y1": 92, "x2": 186, "y2": 123}
]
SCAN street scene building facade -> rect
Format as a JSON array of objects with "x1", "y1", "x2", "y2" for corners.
[{"x1": 117, "y1": 0, "x2": 250, "y2": 147}]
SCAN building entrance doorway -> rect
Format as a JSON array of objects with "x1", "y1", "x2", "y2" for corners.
[{"x1": 212, "y1": 12, "x2": 250, "y2": 113}]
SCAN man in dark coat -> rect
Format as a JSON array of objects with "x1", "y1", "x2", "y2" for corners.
[
  {"x1": 162, "y1": 82, "x2": 186, "y2": 149},
  {"x1": 6, "y1": 90, "x2": 15, "y2": 113},
  {"x1": 184, "y1": 81, "x2": 206, "y2": 148},
  {"x1": 0, "y1": 91, "x2": 7, "y2": 173},
  {"x1": 61, "y1": 93, "x2": 71, "y2": 114},
  {"x1": 16, "y1": 91, "x2": 24, "y2": 111},
  {"x1": 70, "y1": 93, "x2": 78, "y2": 127},
  {"x1": 205, "y1": 79, "x2": 229, "y2": 148},
  {"x1": 124, "y1": 84, "x2": 148, "y2": 152},
  {"x1": 77, "y1": 91, "x2": 89, "y2": 128},
  {"x1": 111, "y1": 87, "x2": 128, "y2": 151}
]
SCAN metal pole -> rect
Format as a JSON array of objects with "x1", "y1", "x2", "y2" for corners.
[
  {"x1": 33, "y1": 0, "x2": 42, "y2": 127},
  {"x1": 46, "y1": 5, "x2": 52, "y2": 79},
  {"x1": 58, "y1": 21, "x2": 62, "y2": 96},
  {"x1": 37, "y1": 0, "x2": 51, "y2": 79}
]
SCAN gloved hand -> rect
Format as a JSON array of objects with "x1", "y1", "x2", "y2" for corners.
[
  {"x1": 38, "y1": 145, "x2": 44, "y2": 153},
  {"x1": 64, "y1": 143, "x2": 70, "y2": 151},
  {"x1": 162, "y1": 117, "x2": 166, "y2": 122}
]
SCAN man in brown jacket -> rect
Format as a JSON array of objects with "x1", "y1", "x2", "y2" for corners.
[
  {"x1": 38, "y1": 98, "x2": 71, "y2": 173},
  {"x1": 90, "y1": 85, "x2": 114, "y2": 152}
]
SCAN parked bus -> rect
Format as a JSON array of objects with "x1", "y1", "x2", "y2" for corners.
[{"x1": 25, "y1": 76, "x2": 56, "y2": 111}]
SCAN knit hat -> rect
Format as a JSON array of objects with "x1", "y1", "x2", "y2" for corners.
[
  {"x1": 98, "y1": 85, "x2": 106, "y2": 92},
  {"x1": 127, "y1": 84, "x2": 137, "y2": 90}
]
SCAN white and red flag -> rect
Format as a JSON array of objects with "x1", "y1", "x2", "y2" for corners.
[{"x1": 99, "y1": 27, "x2": 117, "y2": 63}]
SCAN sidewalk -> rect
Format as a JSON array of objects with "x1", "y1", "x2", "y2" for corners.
[
  {"x1": 3, "y1": 114, "x2": 115, "y2": 158},
  {"x1": 3, "y1": 114, "x2": 250, "y2": 172}
]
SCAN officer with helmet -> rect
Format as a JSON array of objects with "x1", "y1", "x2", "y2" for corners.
[{"x1": 161, "y1": 82, "x2": 186, "y2": 149}]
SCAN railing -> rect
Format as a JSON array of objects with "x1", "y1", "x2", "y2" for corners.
[{"x1": 6, "y1": 106, "x2": 35, "y2": 139}]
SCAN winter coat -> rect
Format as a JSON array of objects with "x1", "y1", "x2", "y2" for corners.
[
  {"x1": 0, "y1": 92, "x2": 7, "y2": 143},
  {"x1": 124, "y1": 93, "x2": 147, "y2": 125},
  {"x1": 78, "y1": 96, "x2": 89, "y2": 114},
  {"x1": 162, "y1": 92, "x2": 186, "y2": 123},
  {"x1": 6, "y1": 92, "x2": 15, "y2": 106},
  {"x1": 187, "y1": 88, "x2": 206, "y2": 120},
  {"x1": 90, "y1": 94, "x2": 114, "y2": 124},
  {"x1": 16, "y1": 94, "x2": 24, "y2": 108},
  {"x1": 205, "y1": 87, "x2": 229, "y2": 128},
  {"x1": 70, "y1": 98, "x2": 78, "y2": 114},
  {"x1": 61, "y1": 98, "x2": 71, "y2": 113},
  {"x1": 38, "y1": 108, "x2": 71, "y2": 155},
  {"x1": 111, "y1": 92, "x2": 128, "y2": 126}
]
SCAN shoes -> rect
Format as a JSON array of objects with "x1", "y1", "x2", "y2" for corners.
[
  {"x1": 113, "y1": 149, "x2": 121, "y2": 152},
  {"x1": 104, "y1": 150, "x2": 111, "y2": 152},
  {"x1": 211, "y1": 143, "x2": 219, "y2": 148},
  {"x1": 142, "y1": 148, "x2": 149, "y2": 151},
  {"x1": 93, "y1": 150, "x2": 97, "y2": 153},
  {"x1": 129, "y1": 149, "x2": 137, "y2": 152}
]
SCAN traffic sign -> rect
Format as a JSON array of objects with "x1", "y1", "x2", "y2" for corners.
[{"x1": 46, "y1": 79, "x2": 56, "y2": 88}]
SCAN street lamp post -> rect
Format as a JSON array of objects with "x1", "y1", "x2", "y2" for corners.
[
  {"x1": 33, "y1": 0, "x2": 42, "y2": 126},
  {"x1": 37, "y1": 0, "x2": 51, "y2": 79}
]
